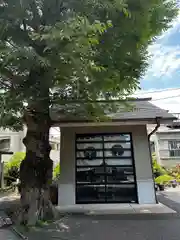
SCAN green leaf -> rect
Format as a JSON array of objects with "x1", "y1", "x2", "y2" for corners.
[{"x1": 0, "y1": 0, "x2": 177, "y2": 129}]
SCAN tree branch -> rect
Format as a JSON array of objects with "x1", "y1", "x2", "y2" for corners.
[
  {"x1": 0, "y1": 64, "x2": 23, "y2": 84},
  {"x1": 8, "y1": 25, "x2": 45, "y2": 56},
  {"x1": 0, "y1": 78, "x2": 11, "y2": 89},
  {"x1": 29, "y1": 0, "x2": 41, "y2": 31},
  {"x1": 22, "y1": 19, "x2": 27, "y2": 31}
]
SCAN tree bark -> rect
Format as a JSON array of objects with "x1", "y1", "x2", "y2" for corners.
[{"x1": 18, "y1": 69, "x2": 56, "y2": 226}]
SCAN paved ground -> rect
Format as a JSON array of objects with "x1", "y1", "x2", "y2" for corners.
[
  {"x1": 0, "y1": 210, "x2": 19, "y2": 240},
  {"x1": 157, "y1": 187, "x2": 180, "y2": 214},
  {"x1": 0, "y1": 228, "x2": 20, "y2": 240},
  {"x1": 2, "y1": 189, "x2": 180, "y2": 240},
  {"x1": 0, "y1": 193, "x2": 20, "y2": 240},
  {"x1": 23, "y1": 188, "x2": 180, "y2": 240},
  {"x1": 23, "y1": 212, "x2": 180, "y2": 240},
  {"x1": 57, "y1": 202, "x2": 175, "y2": 214}
]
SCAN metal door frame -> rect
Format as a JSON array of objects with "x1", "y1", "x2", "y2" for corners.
[{"x1": 75, "y1": 133, "x2": 138, "y2": 204}]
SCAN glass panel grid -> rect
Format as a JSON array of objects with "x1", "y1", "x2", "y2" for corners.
[{"x1": 76, "y1": 133, "x2": 137, "y2": 204}]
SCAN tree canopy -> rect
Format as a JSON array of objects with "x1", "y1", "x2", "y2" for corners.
[
  {"x1": 0, "y1": 0, "x2": 178, "y2": 129},
  {"x1": 0, "y1": 0, "x2": 178, "y2": 226}
]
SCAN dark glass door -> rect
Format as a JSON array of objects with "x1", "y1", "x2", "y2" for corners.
[{"x1": 75, "y1": 133, "x2": 137, "y2": 204}]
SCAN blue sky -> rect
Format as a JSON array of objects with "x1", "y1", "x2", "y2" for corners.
[
  {"x1": 141, "y1": 14, "x2": 180, "y2": 90},
  {"x1": 136, "y1": 13, "x2": 180, "y2": 113},
  {"x1": 51, "y1": 13, "x2": 180, "y2": 135}
]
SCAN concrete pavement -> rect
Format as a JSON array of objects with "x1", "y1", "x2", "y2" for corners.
[
  {"x1": 22, "y1": 211, "x2": 180, "y2": 240},
  {"x1": 24, "y1": 190, "x2": 180, "y2": 240},
  {"x1": 0, "y1": 228, "x2": 20, "y2": 240},
  {"x1": 0, "y1": 211, "x2": 20, "y2": 240},
  {"x1": 0, "y1": 193, "x2": 20, "y2": 240},
  {"x1": 157, "y1": 187, "x2": 180, "y2": 214},
  {"x1": 1, "y1": 189, "x2": 180, "y2": 240},
  {"x1": 56, "y1": 202, "x2": 175, "y2": 215}
]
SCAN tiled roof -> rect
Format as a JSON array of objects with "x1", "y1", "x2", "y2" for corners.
[
  {"x1": 109, "y1": 100, "x2": 176, "y2": 121},
  {"x1": 51, "y1": 98, "x2": 176, "y2": 123}
]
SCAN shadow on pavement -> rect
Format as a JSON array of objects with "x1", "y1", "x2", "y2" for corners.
[{"x1": 157, "y1": 192, "x2": 180, "y2": 214}]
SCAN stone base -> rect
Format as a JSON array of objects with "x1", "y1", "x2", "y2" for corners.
[{"x1": 56, "y1": 203, "x2": 175, "y2": 215}]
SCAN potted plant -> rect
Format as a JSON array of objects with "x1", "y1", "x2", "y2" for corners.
[
  {"x1": 158, "y1": 183, "x2": 165, "y2": 191},
  {"x1": 170, "y1": 179, "x2": 177, "y2": 188}
]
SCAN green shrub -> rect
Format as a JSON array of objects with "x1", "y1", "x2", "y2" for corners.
[
  {"x1": 4, "y1": 152, "x2": 25, "y2": 185},
  {"x1": 4, "y1": 152, "x2": 60, "y2": 185},
  {"x1": 152, "y1": 154, "x2": 167, "y2": 178},
  {"x1": 53, "y1": 164, "x2": 60, "y2": 179},
  {"x1": 155, "y1": 175, "x2": 173, "y2": 185},
  {"x1": 175, "y1": 174, "x2": 180, "y2": 182}
]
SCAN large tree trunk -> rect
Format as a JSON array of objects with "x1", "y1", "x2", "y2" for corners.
[{"x1": 18, "y1": 69, "x2": 56, "y2": 226}]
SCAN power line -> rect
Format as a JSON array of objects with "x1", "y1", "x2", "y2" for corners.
[
  {"x1": 151, "y1": 94, "x2": 180, "y2": 101},
  {"x1": 133, "y1": 87, "x2": 180, "y2": 95},
  {"x1": 1, "y1": 90, "x2": 180, "y2": 104}
]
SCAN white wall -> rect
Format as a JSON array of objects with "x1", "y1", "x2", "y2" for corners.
[
  {"x1": 50, "y1": 150, "x2": 60, "y2": 167},
  {"x1": 0, "y1": 129, "x2": 25, "y2": 162},
  {"x1": 58, "y1": 125, "x2": 156, "y2": 206},
  {"x1": 0, "y1": 127, "x2": 60, "y2": 164},
  {"x1": 155, "y1": 131, "x2": 180, "y2": 167}
]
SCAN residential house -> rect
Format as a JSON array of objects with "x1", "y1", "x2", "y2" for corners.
[
  {"x1": 0, "y1": 128, "x2": 25, "y2": 162},
  {"x1": 49, "y1": 131, "x2": 61, "y2": 166},
  {"x1": 0, "y1": 127, "x2": 60, "y2": 165},
  {"x1": 150, "y1": 113, "x2": 180, "y2": 168}
]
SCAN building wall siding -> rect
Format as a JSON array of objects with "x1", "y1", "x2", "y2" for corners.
[{"x1": 154, "y1": 132, "x2": 180, "y2": 167}]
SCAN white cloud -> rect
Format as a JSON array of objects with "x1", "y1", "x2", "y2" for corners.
[
  {"x1": 145, "y1": 13, "x2": 180, "y2": 79},
  {"x1": 157, "y1": 12, "x2": 180, "y2": 40},
  {"x1": 147, "y1": 45, "x2": 180, "y2": 78}
]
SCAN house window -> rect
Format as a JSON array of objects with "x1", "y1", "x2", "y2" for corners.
[
  {"x1": 150, "y1": 141, "x2": 155, "y2": 153},
  {"x1": 168, "y1": 141, "x2": 180, "y2": 157},
  {"x1": 50, "y1": 142, "x2": 60, "y2": 151},
  {"x1": 57, "y1": 143, "x2": 60, "y2": 151},
  {"x1": 0, "y1": 138, "x2": 10, "y2": 152}
]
